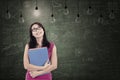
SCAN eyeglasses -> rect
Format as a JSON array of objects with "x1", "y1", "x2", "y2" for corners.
[{"x1": 32, "y1": 27, "x2": 41, "y2": 32}]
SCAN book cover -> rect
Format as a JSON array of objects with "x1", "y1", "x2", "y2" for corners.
[{"x1": 28, "y1": 47, "x2": 49, "y2": 66}]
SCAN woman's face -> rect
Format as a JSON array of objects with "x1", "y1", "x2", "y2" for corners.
[{"x1": 31, "y1": 24, "x2": 44, "y2": 38}]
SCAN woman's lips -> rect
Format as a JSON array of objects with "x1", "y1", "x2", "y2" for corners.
[{"x1": 36, "y1": 32, "x2": 42, "y2": 35}]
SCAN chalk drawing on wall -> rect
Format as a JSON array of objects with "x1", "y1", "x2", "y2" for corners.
[
  {"x1": 52, "y1": 0, "x2": 62, "y2": 8},
  {"x1": 74, "y1": 48, "x2": 81, "y2": 57},
  {"x1": 83, "y1": 29, "x2": 92, "y2": 40},
  {"x1": 82, "y1": 57, "x2": 94, "y2": 63},
  {"x1": 49, "y1": 32, "x2": 58, "y2": 42},
  {"x1": 1, "y1": 42, "x2": 24, "y2": 56},
  {"x1": 62, "y1": 31, "x2": 74, "y2": 41}
]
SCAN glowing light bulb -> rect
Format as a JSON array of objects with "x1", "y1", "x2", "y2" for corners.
[
  {"x1": 63, "y1": 6, "x2": 69, "y2": 15},
  {"x1": 109, "y1": 10, "x2": 115, "y2": 19},
  {"x1": 5, "y1": 10, "x2": 11, "y2": 19},
  {"x1": 75, "y1": 14, "x2": 81, "y2": 23},
  {"x1": 33, "y1": 9, "x2": 40, "y2": 17},
  {"x1": 87, "y1": 6, "x2": 93, "y2": 15},
  {"x1": 19, "y1": 14, "x2": 25, "y2": 23},
  {"x1": 33, "y1": 6, "x2": 40, "y2": 17}
]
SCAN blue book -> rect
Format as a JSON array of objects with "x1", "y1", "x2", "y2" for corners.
[{"x1": 28, "y1": 47, "x2": 49, "y2": 66}]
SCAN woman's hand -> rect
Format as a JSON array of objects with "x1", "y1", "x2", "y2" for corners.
[
  {"x1": 30, "y1": 70, "x2": 46, "y2": 78},
  {"x1": 43, "y1": 59, "x2": 50, "y2": 69},
  {"x1": 29, "y1": 71, "x2": 40, "y2": 78},
  {"x1": 29, "y1": 71, "x2": 38, "y2": 78},
  {"x1": 29, "y1": 60, "x2": 50, "y2": 78}
]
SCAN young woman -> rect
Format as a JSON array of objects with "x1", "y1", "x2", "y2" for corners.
[{"x1": 23, "y1": 22, "x2": 57, "y2": 80}]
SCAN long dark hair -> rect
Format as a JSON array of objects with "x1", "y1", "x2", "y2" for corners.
[{"x1": 28, "y1": 22, "x2": 50, "y2": 49}]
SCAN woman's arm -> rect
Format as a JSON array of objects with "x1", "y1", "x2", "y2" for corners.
[
  {"x1": 43, "y1": 44, "x2": 58, "y2": 72},
  {"x1": 23, "y1": 44, "x2": 48, "y2": 71},
  {"x1": 30, "y1": 44, "x2": 58, "y2": 78}
]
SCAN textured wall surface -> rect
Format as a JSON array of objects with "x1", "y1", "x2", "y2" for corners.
[{"x1": 0, "y1": 0, "x2": 120, "y2": 80}]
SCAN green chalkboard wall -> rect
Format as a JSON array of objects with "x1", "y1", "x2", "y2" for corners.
[{"x1": 0, "y1": 0, "x2": 120, "y2": 80}]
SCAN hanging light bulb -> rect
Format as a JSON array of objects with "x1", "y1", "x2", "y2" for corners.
[
  {"x1": 63, "y1": 5, "x2": 69, "y2": 15},
  {"x1": 75, "y1": 14, "x2": 81, "y2": 23},
  {"x1": 33, "y1": 0, "x2": 40, "y2": 17},
  {"x1": 5, "y1": 1, "x2": 11, "y2": 19},
  {"x1": 50, "y1": 14, "x2": 56, "y2": 23},
  {"x1": 63, "y1": 0, "x2": 69, "y2": 15},
  {"x1": 19, "y1": 14, "x2": 24, "y2": 23},
  {"x1": 109, "y1": 0, "x2": 115, "y2": 19},
  {"x1": 50, "y1": 0, "x2": 56, "y2": 23},
  {"x1": 35, "y1": 0, "x2": 38, "y2": 10},
  {"x1": 98, "y1": 14, "x2": 104, "y2": 24},
  {"x1": 19, "y1": 0, "x2": 24, "y2": 23},
  {"x1": 109, "y1": 10, "x2": 115, "y2": 19},
  {"x1": 87, "y1": 6, "x2": 93, "y2": 15},
  {"x1": 75, "y1": 0, "x2": 80, "y2": 23},
  {"x1": 5, "y1": 9, "x2": 11, "y2": 19}
]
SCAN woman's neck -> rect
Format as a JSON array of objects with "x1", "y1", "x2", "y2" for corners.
[{"x1": 36, "y1": 37, "x2": 43, "y2": 47}]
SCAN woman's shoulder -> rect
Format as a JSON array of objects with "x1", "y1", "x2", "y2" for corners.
[
  {"x1": 49, "y1": 41, "x2": 56, "y2": 48},
  {"x1": 25, "y1": 43, "x2": 29, "y2": 49},
  {"x1": 49, "y1": 41, "x2": 55, "y2": 46},
  {"x1": 48, "y1": 41, "x2": 56, "y2": 52}
]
